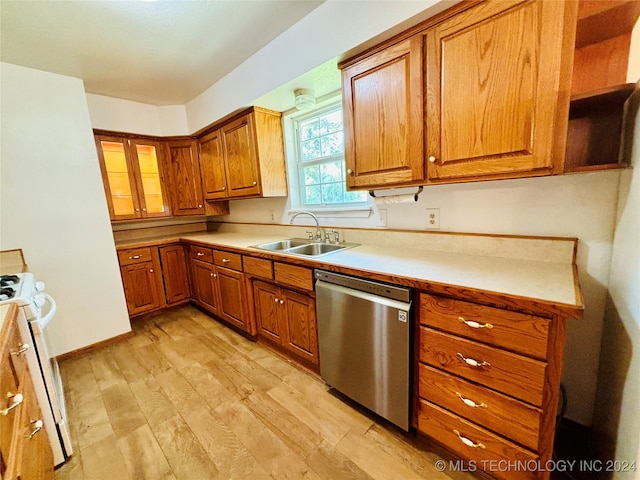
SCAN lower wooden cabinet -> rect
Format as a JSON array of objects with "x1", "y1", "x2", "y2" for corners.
[
  {"x1": 118, "y1": 244, "x2": 190, "y2": 317},
  {"x1": 191, "y1": 259, "x2": 221, "y2": 316},
  {"x1": 253, "y1": 280, "x2": 318, "y2": 366}
]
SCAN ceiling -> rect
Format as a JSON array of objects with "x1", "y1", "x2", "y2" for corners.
[{"x1": 0, "y1": 0, "x2": 326, "y2": 106}]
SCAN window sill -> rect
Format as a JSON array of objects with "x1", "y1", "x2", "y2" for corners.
[{"x1": 288, "y1": 206, "x2": 372, "y2": 219}]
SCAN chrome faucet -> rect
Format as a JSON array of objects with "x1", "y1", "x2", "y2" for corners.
[{"x1": 290, "y1": 211, "x2": 321, "y2": 241}]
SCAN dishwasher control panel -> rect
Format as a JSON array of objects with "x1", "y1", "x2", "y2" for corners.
[{"x1": 314, "y1": 270, "x2": 411, "y2": 303}]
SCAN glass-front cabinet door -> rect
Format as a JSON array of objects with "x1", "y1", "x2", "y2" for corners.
[{"x1": 95, "y1": 135, "x2": 170, "y2": 221}]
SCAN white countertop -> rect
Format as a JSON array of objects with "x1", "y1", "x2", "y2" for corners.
[{"x1": 179, "y1": 231, "x2": 581, "y2": 311}]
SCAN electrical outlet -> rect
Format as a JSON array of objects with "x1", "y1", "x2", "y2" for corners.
[
  {"x1": 425, "y1": 208, "x2": 440, "y2": 229},
  {"x1": 269, "y1": 210, "x2": 276, "y2": 222}
]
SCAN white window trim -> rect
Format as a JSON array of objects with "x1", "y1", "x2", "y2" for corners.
[{"x1": 282, "y1": 92, "x2": 372, "y2": 218}]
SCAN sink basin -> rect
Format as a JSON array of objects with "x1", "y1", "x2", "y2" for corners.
[
  {"x1": 253, "y1": 238, "x2": 309, "y2": 252},
  {"x1": 286, "y1": 243, "x2": 346, "y2": 256},
  {"x1": 252, "y1": 238, "x2": 358, "y2": 257}
]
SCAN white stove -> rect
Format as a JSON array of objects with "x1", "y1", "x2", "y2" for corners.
[{"x1": 1, "y1": 272, "x2": 72, "y2": 466}]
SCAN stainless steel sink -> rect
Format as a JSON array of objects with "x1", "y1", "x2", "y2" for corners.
[{"x1": 252, "y1": 238, "x2": 358, "y2": 257}]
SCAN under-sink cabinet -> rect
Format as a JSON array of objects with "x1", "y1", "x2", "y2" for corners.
[
  {"x1": 117, "y1": 244, "x2": 190, "y2": 317},
  {"x1": 416, "y1": 292, "x2": 563, "y2": 480}
]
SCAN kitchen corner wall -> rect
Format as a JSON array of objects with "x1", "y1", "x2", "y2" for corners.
[{"x1": 0, "y1": 63, "x2": 131, "y2": 356}]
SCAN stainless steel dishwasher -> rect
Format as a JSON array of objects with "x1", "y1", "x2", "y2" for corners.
[{"x1": 314, "y1": 269, "x2": 412, "y2": 430}]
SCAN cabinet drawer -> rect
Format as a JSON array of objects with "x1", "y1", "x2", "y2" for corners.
[
  {"x1": 274, "y1": 263, "x2": 313, "y2": 291},
  {"x1": 6, "y1": 320, "x2": 28, "y2": 388},
  {"x1": 419, "y1": 327, "x2": 546, "y2": 406},
  {"x1": 418, "y1": 364, "x2": 541, "y2": 451},
  {"x1": 417, "y1": 400, "x2": 538, "y2": 480},
  {"x1": 243, "y1": 256, "x2": 273, "y2": 280},
  {"x1": 214, "y1": 250, "x2": 243, "y2": 271},
  {"x1": 420, "y1": 293, "x2": 550, "y2": 359},
  {"x1": 190, "y1": 245, "x2": 213, "y2": 263},
  {"x1": 118, "y1": 247, "x2": 153, "y2": 266}
]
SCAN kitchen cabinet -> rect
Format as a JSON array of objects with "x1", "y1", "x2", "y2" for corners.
[
  {"x1": 166, "y1": 139, "x2": 205, "y2": 216},
  {"x1": 158, "y1": 244, "x2": 190, "y2": 305},
  {"x1": 1, "y1": 304, "x2": 54, "y2": 480},
  {"x1": 339, "y1": 0, "x2": 578, "y2": 188},
  {"x1": 198, "y1": 107, "x2": 288, "y2": 200},
  {"x1": 253, "y1": 280, "x2": 318, "y2": 367},
  {"x1": 416, "y1": 292, "x2": 563, "y2": 480},
  {"x1": 95, "y1": 134, "x2": 170, "y2": 221},
  {"x1": 117, "y1": 247, "x2": 165, "y2": 316},
  {"x1": 341, "y1": 36, "x2": 424, "y2": 189},
  {"x1": 424, "y1": 0, "x2": 577, "y2": 182},
  {"x1": 188, "y1": 245, "x2": 253, "y2": 335}
]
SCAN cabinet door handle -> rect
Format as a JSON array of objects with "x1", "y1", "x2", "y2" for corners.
[
  {"x1": 456, "y1": 353, "x2": 490, "y2": 368},
  {"x1": 453, "y1": 429, "x2": 485, "y2": 449},
  {"x1": 129, "y1": 255, "x2": 142, "y2": 259},
  {"x1": 274, "y1": 297, "x2": 279, "y2": 303},
  {"x1": 142, "y1": 208, "x2": 147, "y2": 212},
  {"x1": 210, "y1": 272, "x2": 217, "y2": 278},
  {"x1": 252, "y1": 181, "x2": 257, "y2": 186},
  {"x1": 279, "y1": 299, "x2": 284, "y2": 305},
  {"x1": 198, "y1": 204, "x2": 203, "y2": 208},
  {"x1": 1, "y1": 392, "x2": 23, "y2": 415},
  {"x1": 135, "y1": 208, "x2": 140, "y2": 212},
  {"x1": 196, "y1": 252, "x2": 205, "y2": 256},
  {"x1": 458, "y1": 316, "x2": 493, "y2": 330},
  {"x1": 222, "y1": 258, "x2": 230, "y2": 263},
  {"x1": 10, "y1": 344, "x2": 29, "y2": 356},
  {"x1": 222, "y1": 186, "x2": 226, "y2": 191},
  {"x1": 346, "y1": 168, "x2": 353, "y2": 175},
  {"x1": 28, "y1": 419, "x2": 43, "y2": 439},
  {"x1": 428, "y1": 155, "x2": 437, "y2": 163},
  {"x1": 149, "y1": 269, "x2": 154, "y2": 273},
  {"x1": 455, "y1": 391, "x2": 487, "y2": 409}
]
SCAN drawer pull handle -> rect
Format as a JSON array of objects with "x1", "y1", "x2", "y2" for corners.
[
  {"x1": 197, "y1": 252, "x2": 205, "y2": 256},
  {"x1": 1, "y1": 392, "x2": 23, "y2": 415},
  {"x1": 455, "y1": 392, "x2": 487, "y2": 409},
  {"x1": 11, "y1": 344, "x2": 29, "y2": 356},
  {"x1": 457, "y1": 353, "x2": 490, "y2": 368},
  {"x1": 458, "y1": 316, "x2": 493, "y2": 329},
  {"x1": 453, "y1": 429, "x2": 485, "y2": 449},
  {"x1": 28, "y1": 419, "x2": 43, "y2": 439},
  {"x1": 129, "y1": 255, "x2": 142, "y2": 260},
  {"x1": 222, "y1": 258, "x2": 231, "y2": 263}
]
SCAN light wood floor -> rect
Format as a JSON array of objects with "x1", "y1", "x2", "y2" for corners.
[{"x1": 55, "y1": 305, "x2": 472, "y2": 480}]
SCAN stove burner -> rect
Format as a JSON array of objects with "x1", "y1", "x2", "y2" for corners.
[
  {"x1": 0, "y1": 287, "x2": 15, "y2": 301},
  {"x1": 0, "y1": 275, "x2": 20, "y2": 287}
]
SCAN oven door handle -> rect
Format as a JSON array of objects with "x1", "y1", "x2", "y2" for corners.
[{"x1": 36, "y1": 293, "x2": 57, "y2": 330}]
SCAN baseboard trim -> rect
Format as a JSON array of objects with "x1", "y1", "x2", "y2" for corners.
[{"x1": 55, "y1": 330, "x2": 134, "y2": 362}]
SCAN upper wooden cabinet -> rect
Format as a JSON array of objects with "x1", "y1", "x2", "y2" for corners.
[
  {"x1": 166, "y1": 139, "x2": 205, "y2": 216},
  {"x1": 198, "y1": 107, "x2": 288, "y2": 200},
  {"x1": 341, "y1": 36, "x2": 424, "y2": 189},
  {"x1": 95, "y1": 135, "x2": 171, "y2": 221},
  {"x1": 340, "y1": 0, "x2": 579, "y2": 188},
  {"x1": 425, "y1": 0, "x2": 577, "y2": 182}
]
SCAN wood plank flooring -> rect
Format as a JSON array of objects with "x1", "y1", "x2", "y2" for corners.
[{"x1": 55, "y1": 305, "x2": 471, "y2": 480}]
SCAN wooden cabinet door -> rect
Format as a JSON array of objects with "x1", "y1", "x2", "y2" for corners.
[
  {"x1": 425, "y1": 0, "x2": 576, "y2": 181},
  {"x1": 129, "y1": 139, "x2": 170, "y2": 218},
  {"x1": 216, "y1": 266, "x2": 249, "y2": 331},
  {"x1": 167, "y1": 139, "x2": 205, "y2": 215},
  {"x1": 199, "y1": 129, "x2": 229, "y2": 200},
  {"x1": 120, "y1": 261, "x2": 163, "y2": 316},
  {"x1": 221, "y1": 114, "x2": 262, "y2": 198},
  {"x1": 8, "y1": 366, "x2": 54, "y2": 480},
  {"x1": 95, "y1": 135, "x2": 142, "y2": 220},
  {"x1": 191, "y1": 260, "x2": 220, "y2": 315},
  {"x1": 253, "y1": 281, "x2": 284, "y2": 345},
  {"x1": 282, "y1": 289, "x2": 319, "y2": 365},
  {"x1": 341, "y1": 35, "x2": 424, "y2": 189},
  {"x1": 159, "y1": 245, "x2": 190, "y2": 305}
]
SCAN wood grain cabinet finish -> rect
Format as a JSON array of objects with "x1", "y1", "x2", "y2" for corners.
[
  {"x1": 120, "y1": 255, "x2": 164, "y2": 317},
  {"x1": 1, "y1": 305, "x2": 54, "y2": 480},
  {"x1": 253, "y1": 280, "x2": 319, "y2": 366},
  {"x1": 166, "y1": 139, "x2": 205, "y2": 216},
  {"x1": 158, "y1": 245, "x2": 190, "y2": 305},
  {"x1": 191, "y1": 259, "x2": 221, "y2": 316},
  {"x1": 424, "y1": 0, "x2": 577, "y2": 182},
  {"x1": 416, "y1": 292, "x2": 563, "y2": 480},
  {"x1": 341, "y1": 36, "x2": 424, "y2": 189},
  {"x1": 198, "y1": 107, "x2": 287, "y2": 200},
  {"x1": 95, "y1": 134, "x2": 171, "y2": 221}
]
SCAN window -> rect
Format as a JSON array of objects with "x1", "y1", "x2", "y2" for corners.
[{"x1": 287, "y1": 101, "x2": 367, "y2": 209}]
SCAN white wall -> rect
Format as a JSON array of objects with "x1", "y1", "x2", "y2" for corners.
[
  {"x1": 185, "y1": 0, "x2": 451, "y2": 132},
  {"x1": 86, "y1": 93, "x2": 189, "y2": 136},
  {"x1": 0, "y1": 63, "x2": 131, "y2": 356}
]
